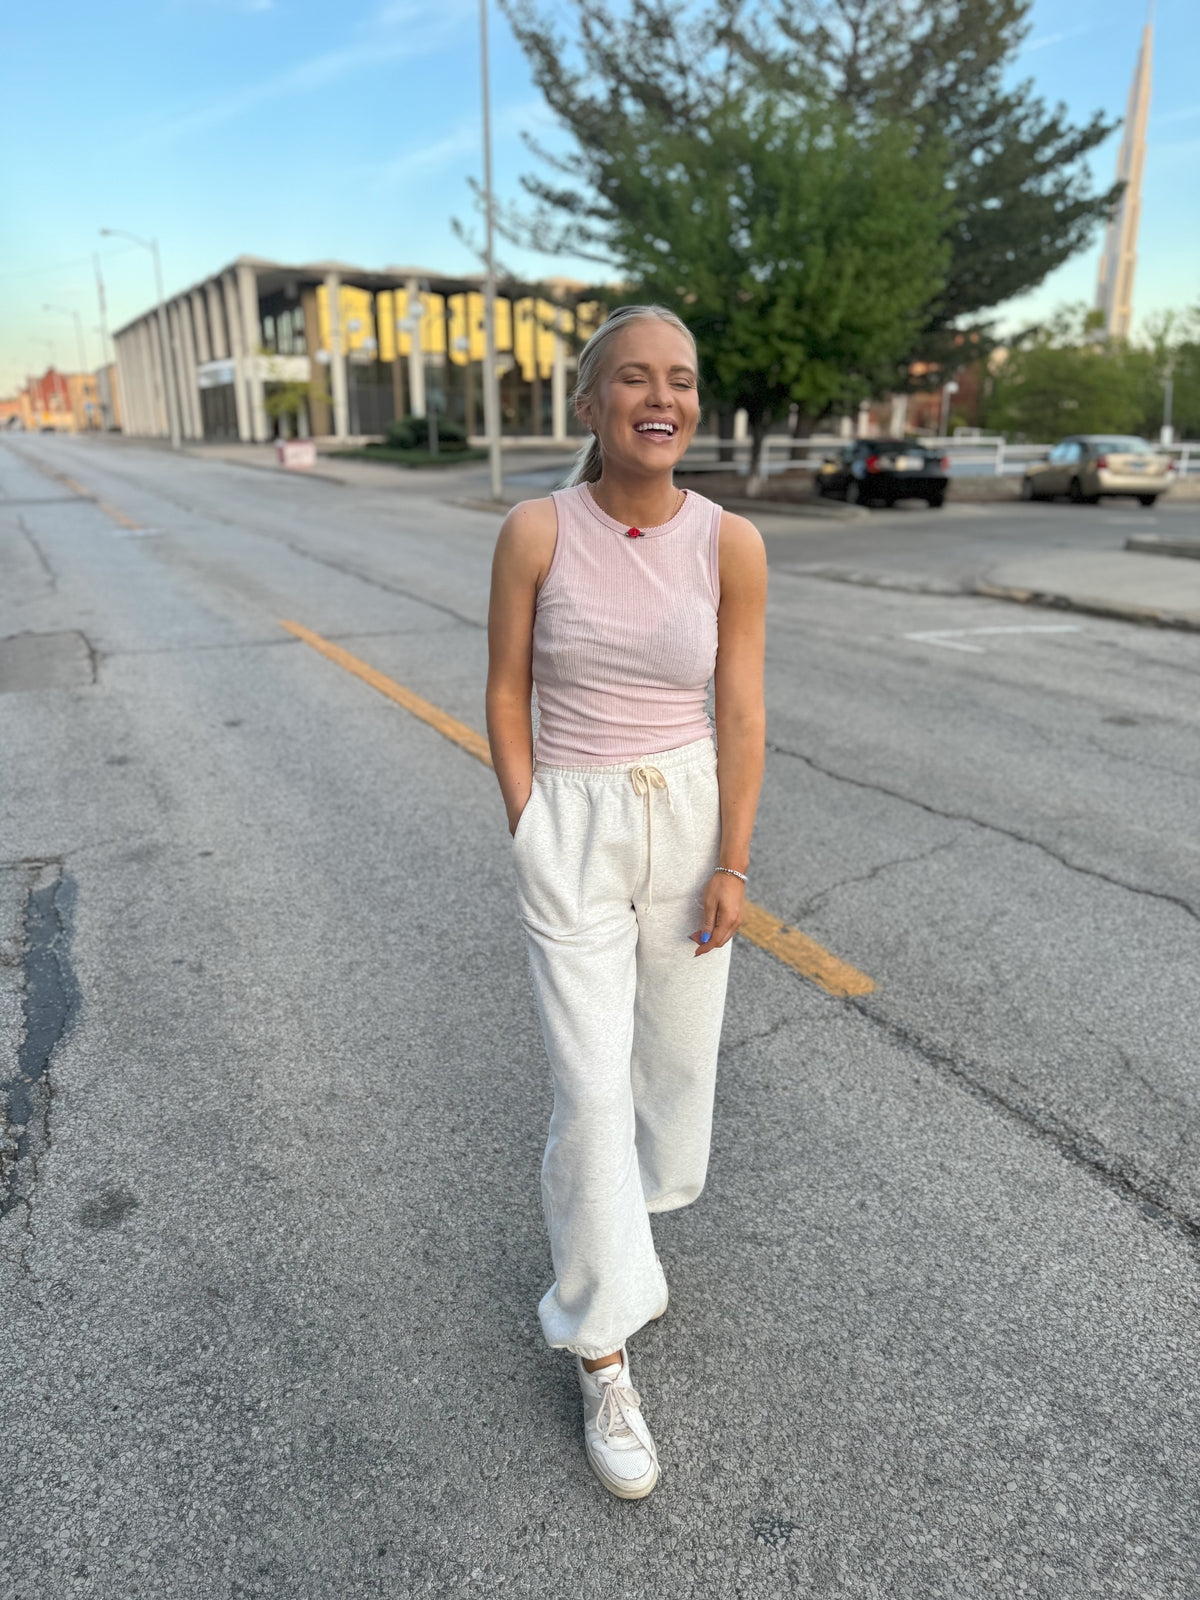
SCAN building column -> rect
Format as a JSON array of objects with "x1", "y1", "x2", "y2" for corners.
[
  {"x1": 206, "y1": 280, "x2": 228, "y2": 360},
  {"x1": 190, "y1": 289, "x2": 212, "y2": 364},
  {"x1": 237, "y1": 261, "x2": 268, "y2": 442},
  {"x1": 145, "y1": 318, "x2": 167, "y2": 436},
  {"x1": 221, "y1": 272, "x2": 252, "y2": 442},
  {"x1": 113, "y1": 333, "x2": 133, "y2": 435},
  {"x1": 172, "y1": 301, "x2": 199, "y2": 439},
  {"x1": 405, "y1": 277, "x2": 426, "y2": 419},
  {"x1": 551, "y1": 306, "x2": 567, "y2": 441},
  {"x1": 325, "y1": 272, "x2": 350, "y2": 440},
  {"x1": 300, "y1": 289, "x2": 330, "y2": 437}
]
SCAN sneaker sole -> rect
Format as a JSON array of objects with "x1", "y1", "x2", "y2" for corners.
[{"x1": 586, "y1": 1449, "x2": 660, "y2": 1501}]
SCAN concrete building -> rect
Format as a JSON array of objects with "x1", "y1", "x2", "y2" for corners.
[
  {"x1": 111, "y1": 257, "x2": 603, "y2": 445},
  {"x1": 1096, "y1": 10, "x2": 1153, "y2": 339}
]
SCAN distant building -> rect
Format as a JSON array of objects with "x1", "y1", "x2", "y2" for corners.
[
  {"x1": 2, "y1": 368, "x2": 108, "y2": 432},
  {"x1": 1096, "y1": 11, "x2": 1153, "y2": 338},
  {"x1": 110, "y1": 256, "x2": 604, "y2": 445}
]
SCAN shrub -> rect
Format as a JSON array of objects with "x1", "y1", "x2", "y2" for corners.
[{"x1": 384, "y1": 414, "x2": 469, "y2": 451}]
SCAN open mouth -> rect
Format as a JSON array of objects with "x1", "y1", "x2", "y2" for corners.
[{"x1": 633, "y1": 420, "x2": 677, "y2": 438}]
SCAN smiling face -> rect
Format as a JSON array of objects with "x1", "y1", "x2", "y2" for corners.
[{"x1": 576, "y1": 317, "x2": 700, "y2": 479}]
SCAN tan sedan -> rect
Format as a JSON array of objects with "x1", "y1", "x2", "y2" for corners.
[{"x1": 1021, "y1": 435, "x2": 1172, "y2": 506}]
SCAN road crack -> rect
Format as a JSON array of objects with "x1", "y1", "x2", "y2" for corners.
[
  {"x1": 768, "y1": 737, "x2": 1200, "y2": 924},
  {"x1": 1, "y1": 866, "x2": 81, "y2": 1238},
  {"x1": 847, "y1": 997, "x2": 1200, "y2": 1246},
  {"x1": 17, "y1": 514, "x2": 58, "y2": 592},
  {"x1": 791, "y1": 838, "x2": 962, "y2": 921}
]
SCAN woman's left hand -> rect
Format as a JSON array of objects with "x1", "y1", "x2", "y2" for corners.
[{"x1": 691, "y1": 872, "x2": 746, "y2": 955}]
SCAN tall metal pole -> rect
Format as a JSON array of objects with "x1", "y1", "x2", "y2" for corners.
[
  {"x1": 479, "y1": 0, "x2": 503, "y2": 502},
  {"x1": 100, "y1": 229, "x2": 181, "y2": 449}
]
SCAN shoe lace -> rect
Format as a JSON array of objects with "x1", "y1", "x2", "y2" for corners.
[{"x1": 594, "y1": 1372, "x2": 644, "y2": 1445}]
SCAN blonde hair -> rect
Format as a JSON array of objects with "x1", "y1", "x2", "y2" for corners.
[{"x1": 563, "y1": 304, "x2": 698, "y2": 487}]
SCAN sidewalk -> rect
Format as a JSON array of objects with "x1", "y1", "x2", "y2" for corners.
[{"x1": 977, "y1": 548, "x2": 1200, "y2": 631}]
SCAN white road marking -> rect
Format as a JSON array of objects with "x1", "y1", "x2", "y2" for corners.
[{"x1": 903, "y1": 624, "x2": 1082, "y2": 654}]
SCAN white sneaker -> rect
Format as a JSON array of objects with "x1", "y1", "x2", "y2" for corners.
[{"x1": 576, "y1": 1347, "x2": 659, "y2": 1500}]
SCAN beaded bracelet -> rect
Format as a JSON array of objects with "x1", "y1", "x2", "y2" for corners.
[{"x1": 714, "y1": 866, "x2": 748, "y2": 883}]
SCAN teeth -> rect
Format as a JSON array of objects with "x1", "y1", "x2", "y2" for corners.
[{"x1": 636, "y1": 422, "x2": 674, "y2": 434}]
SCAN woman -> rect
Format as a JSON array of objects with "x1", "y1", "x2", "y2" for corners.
[{"x1": 486, "y1": 305, "x2": 767, "y2": 1499}]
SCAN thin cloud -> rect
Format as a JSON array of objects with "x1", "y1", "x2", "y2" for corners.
[
  {"x1": 152, "y1": 1, "x2": 470, "y2": 144},
  {"x1": 1023, "y1": 24, "x2": 1093, "y2": 53},
  {"x1": 370, "y1": 98, "x2": 551, "y2": 191}
]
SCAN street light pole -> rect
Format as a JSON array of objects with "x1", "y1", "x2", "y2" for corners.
[
  {"x1": 479, "y1": 0, "x2": 503, "y2": 502},
  {"x1": 100, "y1": 229, "x2": 181, "y2": 449}
]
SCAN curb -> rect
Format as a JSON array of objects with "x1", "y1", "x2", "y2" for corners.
[
  {"x1": 783, "y1": 564, "x2": 1200, "y2": 634},
  {"x1": 708, "y1": 494, "x2": 866, "y2": 523},
  {"x1": 970, "y1": 581, "x2": 1200, "y2": 633},
  {"x1": 1125, "y1": 534, "x2": 1200, "y2": 562},
  {"x1": 180, "y1": 448, "x2": 350, "y2": 487}
]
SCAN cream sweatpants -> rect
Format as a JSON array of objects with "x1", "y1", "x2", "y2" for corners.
[{"x1": 511, "y1": 733, "x2": 734, "y2": 1360}]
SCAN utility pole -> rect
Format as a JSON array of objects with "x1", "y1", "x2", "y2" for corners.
[
  {"x1": 1161, "y1": 361, "x2": 1175, "y2": 447},
  {"x1": 479, "y1": 0, "x2": 503, "y2": 502},
  {"x1": 100, "y1": 229, "x2": 181, "y2": 448}
]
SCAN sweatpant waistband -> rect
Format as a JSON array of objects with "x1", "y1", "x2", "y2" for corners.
[{"x1": 532, "y1": 734, "x2": 716, "y2": 784}]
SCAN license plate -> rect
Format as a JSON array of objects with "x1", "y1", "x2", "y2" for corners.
[{"x1": 894, "y1": 455, "x2": 922, "y2": 471}]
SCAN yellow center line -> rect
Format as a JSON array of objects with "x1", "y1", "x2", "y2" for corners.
[
  {"x1": 280, "y1": 619, "x2": 493, "y2": 766},
  {"x1": 98, "y1": 502, "x2": 142, "y2": 530},
  {"x1": 12, "y1": 449, "x2": 144, "y2": 530},
  {"x1": 281, "y1": 618, "x2": 876, "y2": 999}
]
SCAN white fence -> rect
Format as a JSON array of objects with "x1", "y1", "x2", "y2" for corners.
[{"x1": 678, "y1": 434, "x2": 1199, "y2": 479}]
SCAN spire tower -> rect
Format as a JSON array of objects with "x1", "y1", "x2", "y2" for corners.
[{"x1": 1095, "y1": 6, "x2": 1153, "y2": 339}]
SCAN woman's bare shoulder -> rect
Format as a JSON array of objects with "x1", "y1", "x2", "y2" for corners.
[
  {"x1": 718, "y1": 509, "x2": 766, "y2": 567},
  {"x1": 494, "y1": 495, "x2": 559, "y2": 585}
]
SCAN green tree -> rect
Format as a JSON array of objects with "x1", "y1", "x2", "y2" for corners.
[
  {"x1": 501, "y1": 0, "x2": 1118, "y2": 399},
  {"x1": 985, "y1": 307, "x2": 1158, "y2": 440},
  {"x1": 587, "y1": 95, "x2": 951, "y2": 477},
  {"x1": 754, "y1": 0, "x2": 1118, "y2": 336}
]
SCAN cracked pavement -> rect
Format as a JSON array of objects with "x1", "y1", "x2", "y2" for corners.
[{"x1": 1, "y1": 434, "x2": 1198, "y2": 1599}]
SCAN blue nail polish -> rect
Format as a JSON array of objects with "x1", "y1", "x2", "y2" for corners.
[{"x1": 701, "y1": 931, "x2": 710, "y2": 943}]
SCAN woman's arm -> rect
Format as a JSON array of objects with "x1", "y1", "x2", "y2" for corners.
[
  {"x1": 485, "y1": 498, "x2": 557, "y2": 833},
  {"x1": 694, "y1": 510, "x2": 767, "y2": 954}
]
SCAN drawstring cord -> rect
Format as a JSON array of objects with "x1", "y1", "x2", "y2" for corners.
[{"x1": 629, "y1": 764, "x2": 673, "y2": 912}]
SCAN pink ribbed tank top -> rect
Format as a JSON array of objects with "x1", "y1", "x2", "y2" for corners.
[{"x1": 531, "y1": 481, "x2": 722, "y2": 764}]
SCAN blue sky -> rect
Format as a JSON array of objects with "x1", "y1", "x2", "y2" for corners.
[{"x1": 1, "y1": 0, "x2": 1196, "y2": 393}]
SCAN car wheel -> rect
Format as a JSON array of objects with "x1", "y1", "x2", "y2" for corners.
[
  {"x1": 1069, "y1": 477, "x2": 1100, "y2": 505},
  {"x1": 1020, "y1": 476, "x2": 1037, "y2": 501},
  {"x1": 926, "y1": 492, "x2": 945, "y2": 509},
  {"x1": 1138, "y1": 494, "x2": 1158, "y2": 507},
  {"x1": 845, "y1": 479, "x2": 864, "y2": 507}
]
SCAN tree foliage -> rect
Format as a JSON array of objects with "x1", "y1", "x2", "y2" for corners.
[
  {"x1": 985, "y1": 305, "x2": 1199, "y2": 442},
  {"x1": 586, "y1": 94, "x2": 952, "y2": 465},
  {"x1": 500, "y1": 0, "x2": 1120, "y2": 388}
]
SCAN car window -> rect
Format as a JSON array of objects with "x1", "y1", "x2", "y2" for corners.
[
  {"x1": 1048, "y1": 443, "x2": 1067, "y2": 463},
  {"x1": 1091, "y1": 436, "x2": 1153, "y2": 454},
  {"x1": 841, "y1": 446, "x2": 856, "y2": 464},
  {"x1": 1064, "y1": 442, "x2": 1082, "y2": 463}
]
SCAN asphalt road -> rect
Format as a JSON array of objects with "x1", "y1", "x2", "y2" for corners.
[{"x1": 2, "y1": 435, "x2": 1198, "y2": 1600}]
